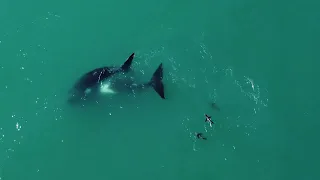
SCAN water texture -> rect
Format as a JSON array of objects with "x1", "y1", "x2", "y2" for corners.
[{"x1": 0, "y1": 0, "x2": 319, "y2": 180}]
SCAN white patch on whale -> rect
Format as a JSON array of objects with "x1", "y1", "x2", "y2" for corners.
[
  {"x1": 84, "y1": 88, "x2": 92, "y2": 94},
  {"x1": 99, "y1": 81, "x2": 116, "y2": 94}
]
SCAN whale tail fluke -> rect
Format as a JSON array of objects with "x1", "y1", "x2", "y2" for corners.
[
  {"x1": 148, "y1": 63, "x2": 165, "y2": 99},
  {"x1": 120, "y1": 53, "x2": 135, "y2": 72}
]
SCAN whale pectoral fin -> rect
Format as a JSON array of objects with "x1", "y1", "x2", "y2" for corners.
[
  {"x1": 121, "y1": 53, "x2": 135, "y2": 72},
  {"x1": 153, "y1": 80, "x2": 165, "y2": 99},
  {"x1": 149, "y1": 63, "x2": 165, "y2": 99}
]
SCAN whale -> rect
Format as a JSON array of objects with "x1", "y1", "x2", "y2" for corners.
[{"x1": 67, "y1": 53, "x2": 165, "y2": 104}]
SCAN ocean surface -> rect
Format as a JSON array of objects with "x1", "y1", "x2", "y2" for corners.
[{"x1": 1, "y1": 0, "x2": 319, "y2": 179}]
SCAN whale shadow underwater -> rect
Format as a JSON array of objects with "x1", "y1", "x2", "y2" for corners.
[{"x1": 67, "y1": 53, "x2": 165, "y2": 106}]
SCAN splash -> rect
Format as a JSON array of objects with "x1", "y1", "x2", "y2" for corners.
[{"x1": 157, "y1": 40, "x2": 269, "y2": 152}]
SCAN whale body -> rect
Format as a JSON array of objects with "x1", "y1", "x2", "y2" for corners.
[{"x1": 67, "y1": 53, "x2": 165, "y2": 104}]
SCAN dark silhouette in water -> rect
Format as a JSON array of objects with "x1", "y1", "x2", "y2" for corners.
[
  {"x1": 68, "y1": 53, "x2": 165, "y2": 104},
  {"x1": 196, "y1": 132, "x2": 207, "y2": 140},
  {"x1": 210, "y1": 102, "x2": 220, "y2": 111}
]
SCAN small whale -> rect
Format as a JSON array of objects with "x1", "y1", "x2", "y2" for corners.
[
  {"x1": 210, "y1": 102, "x2": 220, "y2": 111},
  {"x1": 205, "y1": 114, "x2": 214, "y2": 127},
  {"x1": 68, "y1": 53, "x2": 135, "y2": 103},
  {"x1": 195, "y1": 132, "x2": 207, "y2": 140}
]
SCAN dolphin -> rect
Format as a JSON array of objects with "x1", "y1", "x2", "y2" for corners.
[{"x1": 67, "y1": 53, "x2": 165, "y2": 104}]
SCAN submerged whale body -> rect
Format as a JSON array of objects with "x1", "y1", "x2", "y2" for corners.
[
  {"x1": 100, "y1": 63, "x2": 165, "y2": 99},
  {"x1": 67, "y1": 53, "x2": 165, "y2": 104}
]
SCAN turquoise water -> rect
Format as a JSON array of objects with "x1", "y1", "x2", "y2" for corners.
[{"x1": 1, "y1": 0, "x2": 319, "y2": 179}]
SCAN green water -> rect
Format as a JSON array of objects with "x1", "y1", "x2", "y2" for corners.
[{"x1": 1, "y1": 0, "x2": 319, "y2": 179}]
